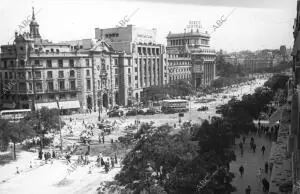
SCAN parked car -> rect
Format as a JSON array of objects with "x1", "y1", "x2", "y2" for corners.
[
  {"x1": 107, "y1": 110, "x2": 123, "y2": 117},
  {"x1": 197, "y1": 106, "x2": 209, "y2": 111}
]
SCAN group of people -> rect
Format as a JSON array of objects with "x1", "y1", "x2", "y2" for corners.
[
  {"x1": 237, "y1": 135, "x2": 273, "y2": 193},
  {"x1": 238, "y1": 136, "x2": 266, "y2": 157},
  {"x1": 257, "y1": 121, "x2": 279, "y2": 141}
]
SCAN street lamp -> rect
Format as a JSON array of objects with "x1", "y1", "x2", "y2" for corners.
[
  {"x1": 55, "y1": 96, "x2": 63, "y2": 153},
  {"x1": 145, "y1": 162, "x2": 154, "y2": 193}
]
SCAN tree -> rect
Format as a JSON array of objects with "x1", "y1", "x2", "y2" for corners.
[
  {"x1": 116, "y1": 121, "x2": 236, "y2": 194},
  {"x1": 23, "y1": 107, "x2": 63, "y2": 150},
  {"x1": 0, "y1": 119, "x2": 35, "y2": 159}
]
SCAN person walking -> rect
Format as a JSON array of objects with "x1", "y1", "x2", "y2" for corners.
[
  {"x1": 253, "y1": 144, "x2": 256, "y2": 153},
  {"x1": 245, "y1": 185, "x2": 251, "y2": 194},
  {"x1": 265, "y1": 162, "x2": 269, "y2": 174},
  {"x1": 239, "y1": 165, "x2": 244, "y2": 177},
  {"x1": 261, "y1": 145, "x2": 266, "y2": 156},
  {"x1": 256, "y1": 168, "x2": 262, "y2": 183},
  {"x1": 242, "y1": 136, "x2": 246, "y2": 144}
]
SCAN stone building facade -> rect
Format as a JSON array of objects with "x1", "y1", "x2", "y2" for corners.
[
  {"x1": 166, "y1": 29, "x2": 216, "y2": 88},
  {"x1": 95, "y1": 25, "x2": 168, "y2": 105}
]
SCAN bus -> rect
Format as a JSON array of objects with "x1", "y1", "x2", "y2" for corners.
[
  {"x1": 161, "y1": 99, "x2": 189, "y2": 113},
  {"x1": 0, "y1": 109, "x2": 32, "y2": 121}
]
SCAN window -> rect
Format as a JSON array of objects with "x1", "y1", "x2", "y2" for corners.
[
  {"x1": 8, "y1": 72, "x2": 12, "y2": 79},
  {"x1": 70, "y1": 80, "x2": 76, "y2": 90},
  {"x1": 34, "y1": 60, "x2": 40, "y2": 66},
  {"x1": 128, "y1": 58, "x2": 131, "y2": 66},
  {"x1": 115, "y1": 68, "x2": 118, "y2": 74},
  {"x1": 86, "y1": 70, "x2": 90, "y2": 76},
  {"x1": 35, "y1": 71, "x2": 42, "y2": 79},
  {"x1": 10, "y1": 60, "x2": 14, "y2": 67},
  {"x1": 59, "y1": 81, "x2": 65, "y2": 90},
  {"x1": 49, "y1": 94, "x2": 55, "y2": 99},
  {"x1": 4, "y1": 61, "x2": 7, "y2": 68},
  {"x1": 48, "y1": 82, "x2": 54, "y2": 91},
  {"x1": 28, "y1": 72, "x2": 32, "y2": 79},
  {"x1": 20, "y1": 60, "x2": 25, "y2": 67},
  {"x1": 135, "y1": 76, "x2": 138, "y2": 80},
  {"x1": 128, "y1": 68, "x2": 131, "y2": 74},
  {"x1": 115, "y1": 77, "x2": 119, "y2": 87},
  {"x1": 47, "y1": 71, "x2": 52, "y2": 78},
  {"x1": 59, "y1": 71, "x2": 64, "y2": 78},
  {"x1": 70, "y1": 70, "x2": 75, "y2": 77},
  {"x1": 58, "y1": 59, "x2": 63, "y2": 67},
  {"x1": 86, "y1": 59, "x2": 90, "y2": 66},
  {"x1": 69, "y1": 59, "x2": 74, "y2": 67},
  {"x1": 87, "y1": 79, "x2": 91, "y2": 90},
  {"x1": 46, "y1": 60, "x2": 52, "y2": 68},
  {"x1": 128, "y1": 75, "x2": 131, "y2": 85},
  {"x1": 35, "y1": 82, "x2": 43, "y2": 91},
  {"x1": 70, "y1": 93, "x2": 77, "y2": 99},
  {"x1": 135, "y1": 67, "x2": 138, "y2": 72},
  {"x1": 114, "y1": 59, "x2": 118, "y2": 66}
]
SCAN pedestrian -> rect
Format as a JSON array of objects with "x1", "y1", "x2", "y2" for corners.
[
  {"x1": 111, "y1": 157, "x2": 115, "y2": 168},
  {"x1": 102, "y1": 135, "x2": 105, "y2": 144},
  {"x1": 256, "y1": 168, "x2": 262, "y2": 183},
  {"x1": 261, "y1": 145, "x2": 266, "y2": 156},
  {"x1": 253, "y1": 144, "x2": 256, "y2": 153},
  {"x1": 105, "y1": 162, "x2": 109, "y2": 173},
  {"x1": 239, "y1": 142, "x2": 243, "y2": 150},
  {"x1": 245, "y1": 185, "x2": 251, "y2": 194},
  {"x1": 265, "y1": 162, "x2": 269, "y2": 174},
  {"x1": 242, "y1": 136, "x2": 246, "y2": 144},
  {"x1": 38, "y1": 149, "x2": 43, "y2": 160},
  {"x1": 262, "y1": 178, "x2": 269, "y2": 192},
  {"x1": 114, "y1": 153, "x2": 118, "y2": 164},
  {"x1": 52, "y1": 150, "x2": 56, "y2": 159},
  {"x1": 239, "y1": 165, "x2": 244, "y2": 177}
]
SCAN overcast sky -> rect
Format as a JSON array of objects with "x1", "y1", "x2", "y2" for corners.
[{"x1": 0, "y1": 0, "x2": 296, "y2": 52}]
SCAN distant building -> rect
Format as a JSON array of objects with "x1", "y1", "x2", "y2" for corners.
[{"x1": 166, "y1": 29, "x2": 216, "y2": 88}]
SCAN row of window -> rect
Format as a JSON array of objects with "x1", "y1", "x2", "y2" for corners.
[
  {"x1": 169, "y1": 39, "x2": 209, "y2": 46},
  {"x1": 169, "y1": 67, "x2": 192, "y2": 73},
  {"x1": 1, "y1": 59, "x2": 87, "y2": 69},
  {"x1": 137, "y1": 47, "x2": 160, "y2": 55},
  {"x1": 169, "y1": 74, "x2": 191, "y2": 81}
]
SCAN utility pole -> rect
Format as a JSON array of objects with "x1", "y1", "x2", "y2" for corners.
[{"x1": 55, "y1": 96, "x2": 63, "y2": 153}]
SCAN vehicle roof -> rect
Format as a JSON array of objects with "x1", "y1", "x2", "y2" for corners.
[{"x1": 162, "y1": 99, "x2": 188, "y2": 103}]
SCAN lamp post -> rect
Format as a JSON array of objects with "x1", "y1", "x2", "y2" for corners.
[
  {"x1": 145, "y1": 162, "x2": 153, "y2": 193},
  {"x1": 55, "y1": 96, "x2": 63, "y2": 153}
]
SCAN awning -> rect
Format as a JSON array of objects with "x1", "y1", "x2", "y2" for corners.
[
  {"x1": 35, "y1": 101, "x2": 80, "y2": 110},
  {"x1": 2, "y1": 103, "x2": 16, "y2": 109}
]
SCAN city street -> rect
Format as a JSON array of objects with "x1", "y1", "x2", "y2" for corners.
[{"x1": 231, "y1": 134, "x2": 272, "y2": 194}]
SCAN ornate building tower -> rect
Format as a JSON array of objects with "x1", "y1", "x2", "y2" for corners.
[{"x1": 29, "y1": 7, "x2": 41, "y2": 43}]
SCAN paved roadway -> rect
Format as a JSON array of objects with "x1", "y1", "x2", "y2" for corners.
[{"x1": 230, "y1": 134, "x2": 272, "y2": 194}]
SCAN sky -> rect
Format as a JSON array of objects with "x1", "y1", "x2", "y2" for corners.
[{"x1": 0, "y1": 0, "x2": 297, "y2": 52}]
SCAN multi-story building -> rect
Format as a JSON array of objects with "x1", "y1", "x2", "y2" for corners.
[
  {"x1": 166, "y1": 29, "x2": 216, "y2": 87},
  {"x1": 95, "y1": 25, "x2": 168, "y2": 105},
  {"x1": 0, "y1": 8, "x2": 121, "y2": 113}
]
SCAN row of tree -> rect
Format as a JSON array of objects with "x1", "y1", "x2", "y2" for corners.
[
  {"x1": 142, "y1": 80, "x2": 194, "y2": 102},
  {"x1": 0, "y1": 107, "x2": 63, "y2": 159},
  {"x1": 113, "y1": 74, "x2": 289, "y2": 194}
]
